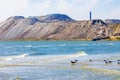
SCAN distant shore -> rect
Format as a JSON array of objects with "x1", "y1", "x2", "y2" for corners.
[{"x1": 0, "y1": 37, "x2": 120, "y2": 41}]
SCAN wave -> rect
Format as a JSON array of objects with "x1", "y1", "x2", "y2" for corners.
[
  {"x1": 0, "y1": 51, "x2": 87, "y2": 62},
  {"x1": 25, "y1": 45, "x2": 32, "y2": 48},
  {"x1": 6, "y1": 45, "x2": 32, "y2": 48},
  {"x1": 80, "y1": 44, "x2": 88, "y2": 46},
  {"x1": 72, "y1": 51, "x2": 88, "y2": 56},
  {"x1": 108, "y1": 43, "x2": 114, "y2": 45},
  {"x1": 0, "y1": 54, "x2": 29, "y2": 61},
  {"x1": 58, "y1": 44, "x2": 66, "y2": 47},
  {"x1": 33, "y1": 45, "x2": 53, "y2": 48},
  {"x1": 59, "y1": 51, "x2": 88, "y2": 58},
  {"x1": 65, "y1": 51, "x2": 88, "y2": 59},
  {"x1": 41, "y1": 51, "x2": 88, "y2": 62}
]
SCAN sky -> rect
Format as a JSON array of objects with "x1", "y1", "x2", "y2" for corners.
[{"x1": 0, "y1": 0, "x2": 120, "y2": 22}]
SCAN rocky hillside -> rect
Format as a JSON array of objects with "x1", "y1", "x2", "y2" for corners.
[
  {"x1": 104, "y1": 19, "x2": 120, "y2": 24},
  {"x1": 0, "y1": 14, "x2": 120, "y2": 40}
]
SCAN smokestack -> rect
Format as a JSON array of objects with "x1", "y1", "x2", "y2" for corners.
[{"x1": 90, "y1": 11, "x2": 92, "y2": 21}]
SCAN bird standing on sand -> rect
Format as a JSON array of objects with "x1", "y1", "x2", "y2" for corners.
[
  {"x1": 117, "y1": 61, "x2": 120, "y2": 64},
  {"x1": 117, "y1": 60, "x2": 120, "y2": 61},
  {"x1": 71, "y1": 59, "x2": 78, "y2": 64},
  {"x1": 71, "y1": 61, "x2": 76, "y2": 64},
  {"x1": 103, "y1": 60, "x2": 109, "y2": 64},
  {"x1": 108, "y1": 60, "x2": 113, "y2": 64},
  {"x1": 103, "y1": 60, "x2": 113, "y2": 64},
  {"x1": 75, "y1": 59, "x2": 78, "y2": 62},
  {"x1": 89, "y1": 59, "x2": 92, "y2": 62},
  {"x1": 117, "y1": 60, "x2": 120, "y2": 65}
]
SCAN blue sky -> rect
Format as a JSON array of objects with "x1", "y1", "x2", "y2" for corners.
[{"x1": 0, "y1": 0, "x2": 119, "y2": 22}]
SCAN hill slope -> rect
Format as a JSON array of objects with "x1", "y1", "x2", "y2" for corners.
[{"x1": 0, "y1": 14, "x2": 120, "y2": 40}]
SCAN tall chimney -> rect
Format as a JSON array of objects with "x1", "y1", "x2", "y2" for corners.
[{"x1": 90, "y1": 11, "x2": 92, "y2": 20}]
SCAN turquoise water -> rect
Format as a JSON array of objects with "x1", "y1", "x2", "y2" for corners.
[
  {"x1": 0, "y1": 41, "x2": 120, "y2": 56},
  {"x1": 1, "y1": 41, "x2": 120, "y2": 80}
]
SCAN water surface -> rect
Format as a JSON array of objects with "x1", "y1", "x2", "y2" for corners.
[{"x1": 0, "y1": 41, "x2": 120, "y2": 80}]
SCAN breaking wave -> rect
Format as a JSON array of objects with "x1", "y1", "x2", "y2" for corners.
[
  {"x1": 25, "y1": 45, "x2": 32, "y2": 48},
  {"x1": 72, "y1": 51, "x2": 88, "y2": 56},
  {"x1": 41, "y1": 51, "x2": 88, "y2": 62},
  {"x1": 0, "y1": 51, "x2": 87, "y2": 62},
  {"x1": 0, "y1": 54, "x2": 29, "y2": 61}
]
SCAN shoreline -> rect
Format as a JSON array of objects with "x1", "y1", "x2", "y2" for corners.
[
  {"x1": 0, "y1": 53, "x2": 120, "y2": 80},
  {"x1": 0, "y1": 39, "x2": 119, "y2": 41}
]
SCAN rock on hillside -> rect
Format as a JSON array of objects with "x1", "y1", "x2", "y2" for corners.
[
  {"x1": 7, "y1": 16, "x2": 25, "y2": 20},
  {"x1": 48, "y1": 20, "x2": 111, "y2": 40},
  {"x1": 24, "y1": 17, "x2": 39, "y2": 25}
]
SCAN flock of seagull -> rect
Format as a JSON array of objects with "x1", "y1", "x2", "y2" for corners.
[
  {"x1": 70, "y1": 59, "x2": 120, "y2": 65},
  {"x1": 103, "y1": 59, "x2": 120, "y2": 64}
]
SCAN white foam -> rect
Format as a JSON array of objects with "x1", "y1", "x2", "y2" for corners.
[
  {"x1": 40, "y1": 51, "x2": 88, "y2": 62},
  {"x1": 80, "y1": 44, "x2": 88, "y2": 46},
  {"x1": 108, "y1": 43, "x2": 114, "y2": 45},
  {"x1": 15, "y1": 54, "x2": 29, "y2": 58},
  {"x1": 38, "y1": 45, "x2": 53, "y2": 47},
  {"x1": 1, "y1": 54, "x2": 29, "y2": 61},
  {"x1": 70, "y1": 51, "x2": 88, "y2": 57},
  {"x1": 25, "y1": 45, "x2": 32, "y2": 48},
  {"x1": 58, "y1": 44, "x2": 66, "y2": 46}
]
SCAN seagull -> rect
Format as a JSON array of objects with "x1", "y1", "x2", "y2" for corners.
[
  {"x1": 75, "y1": 59, "x2": 78, "y2": 62},
  {"x1": 105, "y1": 61, "x2": 108, "y2": 64},
  {"x1": 71, "y1": 59, "x2": 78, "y2": 64},
  {"x1": 108, "y1": 60, "x2": 113, "y2": 64},
  {"x1": 117, "y1": 61, "x2": 120, "y2": 65},
  {"x1": 103, "y1": 60, "x2": 107, "y2": 62},
  {"x1": 117, "y1": 59, "x2": 120, "y2": 61},
  {"x1": 89, "y1": 59, "x2": 92, "y2": 62},
  {"x1": 71, "y1": 61, "x2": 77, "y2": 64}
]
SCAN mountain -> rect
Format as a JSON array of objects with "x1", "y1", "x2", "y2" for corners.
[
  {"x1": 0, "y1": 14, "x2": 120, "y2": 40},
  {"x1": 38, "y1": 14, "x2": 75, "y2": 22},
  {"x1": 104, "y1": 19, "x2": 120, "y2": 24},
  {"x1": 27, "y1": 14, "x2": 75, "y2": 23}
]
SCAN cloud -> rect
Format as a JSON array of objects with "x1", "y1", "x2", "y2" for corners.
[
  {"x1": 0, "y1": 0, "x2": 119, "y2": 22},
  {"x1": 0, "y1": 0, "x2": 28, "y2": 21},
  {"x1": 103, "y1": 0, "x2": 114, "y2": 5},
  {"x1": 0, "y1": 0, "x2": 51, "y2": 22},
  {"x1": 0, "y1": 0, "x2": 100, "y2": 21},
  {"x1": 24, "y1": 0, "x2": 50, "y2": 16},
  {"x1": 55, "y1": 0, "x2": 99, "y2": 20},
  {"x1": 109, "y1": 8, "x2": 120, "y2": 19}
]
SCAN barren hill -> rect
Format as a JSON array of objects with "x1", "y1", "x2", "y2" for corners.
[{"x1": 0, "y1": 14, "x2": 120, "y2": 40}]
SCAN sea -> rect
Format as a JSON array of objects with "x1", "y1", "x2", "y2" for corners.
[
  {"x1": 0, "y1": 41, "x2": 120, "y2": 80},
  {"x1": 0, "y1": 41, "x2": 120, "y2": 56}
]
